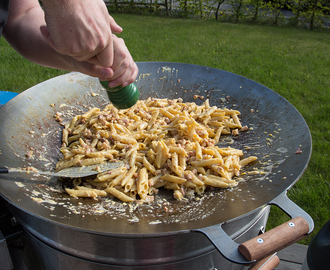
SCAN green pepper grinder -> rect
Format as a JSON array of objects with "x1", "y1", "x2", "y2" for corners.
[{"x1": 99, "y1": 80, "x2": 140, "y2": 110}]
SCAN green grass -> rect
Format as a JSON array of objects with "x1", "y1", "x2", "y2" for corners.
[
  {"x1": 1, "y1": 14, "x2": 329, "y2": 245},
  {"x1": 0, "y1": 40, "x2": 67, "y2": 92}
]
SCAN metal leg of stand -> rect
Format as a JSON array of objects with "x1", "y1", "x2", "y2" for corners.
[{"x1": 0, "y1": 230, "x2": 13, "y2": 270}]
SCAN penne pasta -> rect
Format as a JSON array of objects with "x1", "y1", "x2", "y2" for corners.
[
  {"x1": 58, "y1": 97, "x2": 257, "y2": 202},
  {"x1": 105, "y1": 187, "x2": 134, "y2": 202},
  {"x1": 137, "y1": 167, "x2": 149, "y2": 200}
]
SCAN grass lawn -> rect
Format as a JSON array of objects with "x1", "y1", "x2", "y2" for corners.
[{"x1": 1, "y1": 14, "x2": 329, "y2": 245}]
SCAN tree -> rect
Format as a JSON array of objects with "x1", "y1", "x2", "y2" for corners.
[
  {"x1": 249, "y1": 0, "x2": 266, "y2": 22},
  {"x1": 215, "y1": 0, "x2": 226, "y2": 20},
  {"x1": 228, "y1": 0, "x2": 249, "y2": 22}
]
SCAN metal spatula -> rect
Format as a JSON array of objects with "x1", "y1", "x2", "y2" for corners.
[{"x1": 0, "y1": 161, "x2": 124, "y2": 178}]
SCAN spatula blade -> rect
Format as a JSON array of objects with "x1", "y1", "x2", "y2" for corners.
[{"x1": 4, "y1": 161, "x2": 124, "y2": 178}]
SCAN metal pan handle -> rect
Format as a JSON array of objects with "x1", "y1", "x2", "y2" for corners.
[
  {"x1": 0, "y1": 167, "x2": 9, "y2": 174},
  {"x1": 193, "y1": 191, "x2": 314, "y2": 265}
]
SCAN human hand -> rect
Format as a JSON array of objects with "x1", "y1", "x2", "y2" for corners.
[
  {"x1": 67, "y1": 35, "x2": 138, "y2": 86},
  {"x1": 99, "y1": 35, "x2": 139, "y2": 88},
  {"x1": 40, "y1": 0, "x2": 122, "y2": 68}
]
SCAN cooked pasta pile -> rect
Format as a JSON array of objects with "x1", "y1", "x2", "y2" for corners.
[{"x1": 57, "y1": 98, "x2": 257, "y2": 202}]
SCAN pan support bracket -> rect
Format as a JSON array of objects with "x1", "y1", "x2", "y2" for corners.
[
  {"x1": 269, "y1": 191, "x2": 314, "y2": 234},
  {"x1": 193, "y1": 222, "x2": 255, "y2": 265},
  {"x1": 192, "y1": 191, "x2": 314, "y2": 265}
]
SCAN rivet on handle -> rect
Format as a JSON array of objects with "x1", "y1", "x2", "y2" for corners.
[{"x1": 257, "y1": 238, "x2": 264, "y2": 244}]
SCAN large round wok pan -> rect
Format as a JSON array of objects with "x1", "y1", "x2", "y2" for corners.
[{"x1": 0, "y1": 62, "x2": 313, "y2": 264}]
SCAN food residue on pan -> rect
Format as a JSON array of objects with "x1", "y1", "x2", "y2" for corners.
[
  {"x1": 161, "y1": 66, "x2": 174, "y2": 73},
  {"x1": 16, "y1": 146, "x2": 287, "y2": 226},
  {"x1": 138, "y1": 73, "x2": 151, "y2": 81},
  {"x1": 25, "y1": 150, "x2": 34, "y2": 159},
  {"x1": 15, "y1": 182, "x2": 25, "y2": 187},
  {"x1": 193, "y1": 94, "x2": 205, "y2": 100},
  {"x1": 21, "y1": 179, "x2": 230, "y2": 224}
]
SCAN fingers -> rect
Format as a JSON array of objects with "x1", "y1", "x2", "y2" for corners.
[
  {"x1": 72, "y1": 60, "x2": 114, "y2": 79},
  {"x1": 41, "y1": 23, "x2": 113, "y2": 67},
  {"x1": 108, "y1": 61, "x2": 138, "y2": 88},
  {"x1": 100, "y1": 35, "x2": 138, "y2": 87},
  {"x1": 97, "y1": 42, "x2": 114, "y2": 68},
  {"x1": 110, "y1": 36, "x2": 127, "y2": 71},
  {"x1": 85, "y1": 41, "x2": 114, "y2": 68},
  {"x1": 88, "y1": 15, "x2": 121, "y2": 67},
  {"x1": 66, "y1": 42, "x2": 137, "y2": 88},
  {"x1": 41, "y1": 23, "x2": 137, "y2": 84},
  {"x1": 71, "y1": 56, "x2": 137, "y2": 89},
  {"x1": 109, "y1": 15, "x2": 123, "y2": 34}
]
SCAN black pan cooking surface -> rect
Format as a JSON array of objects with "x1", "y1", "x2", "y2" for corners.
[{"x1": 0, "y1": 62, "x2": 311, "y2": 235}]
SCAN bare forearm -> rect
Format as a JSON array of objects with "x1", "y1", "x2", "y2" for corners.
[{"x1": 3, "y1": 1, "x2": 74, "y2": 70}]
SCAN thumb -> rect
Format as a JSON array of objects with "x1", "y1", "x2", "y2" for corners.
[{"x1": 109, "y1": 15, "x2": 123, "y2": 34}]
